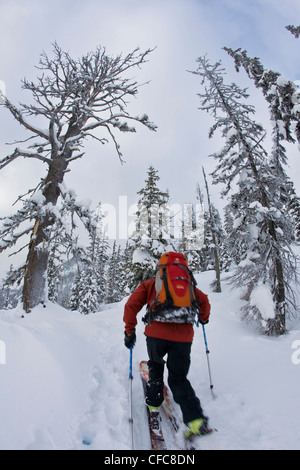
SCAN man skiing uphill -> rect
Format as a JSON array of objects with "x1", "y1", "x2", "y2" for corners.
[{"x1": 123, "y1": 251, "x2": 211, "y2": 437}]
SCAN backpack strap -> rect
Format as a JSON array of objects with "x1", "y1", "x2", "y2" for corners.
[{"x1": 161, "y1": 265, "x2": 174, "y2": 308}]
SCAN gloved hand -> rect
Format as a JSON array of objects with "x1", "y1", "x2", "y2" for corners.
[
  {"x1": 200, "y1": 319, "x2": 209, "y2": 325},
  {"x1": 124, "y1": 329, "x2": 136, "y2": 349}
]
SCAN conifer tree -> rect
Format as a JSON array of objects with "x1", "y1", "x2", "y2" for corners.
[
  {"x1": 130, "y1": 166, "x2": 172, "y2": 288},
  {"x1": 47, "y1": 243, "x2": 62, "y2": 304},
  {"x1": 68, "y1": 268, "x2": 81, "y2": 311},
  {"x1": 106, "y1": 241, "x2": 123, "y2": 303},
  {"x1": 202, "y1": 167, "x2": 222, "y2": 292},
  {"x1": 67, "y1": 205, "x2": 108, "y2": 313},
  {"x1": 120, "y1": 241, "x2": 136, "y2": 294},
  {"x1": 190, "y1": 56, "x2": 297, "y2": 335},
  {"x1": 0, "y1": 265, "x2": 21, "y2": 309},
  {"x1": 224, "y1": 45, "x2": 300, "y2": 237}
]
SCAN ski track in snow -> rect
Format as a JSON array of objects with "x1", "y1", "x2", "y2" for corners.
[{"x1": 0, "y1": 270, "x2": 300, "y2": 450}]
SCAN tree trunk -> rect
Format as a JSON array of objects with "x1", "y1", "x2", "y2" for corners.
[
  {"x1": 202, "y1": 167, "x2": 221, "y2": 293},
  {"x1": 22, "y1": 157, "x2": 68, "y2": 312},
  {"x1": 267, "y1": 244, "x2": 286, "y2": 335}
]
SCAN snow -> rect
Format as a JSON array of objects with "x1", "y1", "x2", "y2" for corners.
[
  {"x1": 132, "y1": 248, "x2": 154, "y2": 265},
  {"x1": 76, "y1": 199, "x2": 92, "y2": 211},
  {"x1": 0, "y1": 270, "x2": 299, "y2": 450},
  {"x1": 29, "y1": 191, "x2": 46, "y2": 206},
  {"x1": 276, "y1": 75, "x2": 289, "y2": 87},
  {"x1": 250, "y1": 284, "x2": 275, "y2": 320}
]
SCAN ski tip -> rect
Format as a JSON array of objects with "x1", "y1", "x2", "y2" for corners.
[{"x1": 139, "y1": 360, "x2": 148, "y2": 367}]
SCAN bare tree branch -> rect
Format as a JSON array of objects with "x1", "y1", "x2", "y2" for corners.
[{"x1": 0, "y1": 147, "x2": 52, "y2": 170}]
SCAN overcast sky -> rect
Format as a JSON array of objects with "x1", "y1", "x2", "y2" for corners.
[{"x1": 0, "y1": 0, "x2": 300, "y2": 270}]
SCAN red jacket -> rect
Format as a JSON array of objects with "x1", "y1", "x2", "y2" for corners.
[{"x1": 123, "y1": 279, "x2": 211, "y2": 343}]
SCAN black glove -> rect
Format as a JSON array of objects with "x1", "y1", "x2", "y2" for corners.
[{"x1": 124, "y1": 329, "x2": 136, "y2": 349}]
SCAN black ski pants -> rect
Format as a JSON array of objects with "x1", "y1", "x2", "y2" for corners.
[{"x1": 145, "y1": 336, "x2": 204, "y2": 424}]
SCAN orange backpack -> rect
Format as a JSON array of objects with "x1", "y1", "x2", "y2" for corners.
[{"x1": 143, "y1": 252, "x2": 200, "y2": 324}]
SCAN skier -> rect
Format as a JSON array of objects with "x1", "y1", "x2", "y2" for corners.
[{"x1": 123, "y1": 252, "x2": 211, "y2": 438}]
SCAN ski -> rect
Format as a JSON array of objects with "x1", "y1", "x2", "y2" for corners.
[
  {"x1": 162, "y1": 382, "x2": 196, "y2": 450},
  {"x1": 140, "y1": 360, "x2": 196, "y2": 450},
  {"x1": 140, "y1": 360, "x2": 214, "y2": 450},
  {"x1": 139, "y1": 361, "x2": 167, "y2": 450},
  {"x1": 162, "y1": 372, "x2": 215, "y2": 450}
]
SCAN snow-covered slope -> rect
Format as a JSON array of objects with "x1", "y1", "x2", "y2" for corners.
[{"x1": 0, "y1": 271, "x2": 299, "y2": 450}]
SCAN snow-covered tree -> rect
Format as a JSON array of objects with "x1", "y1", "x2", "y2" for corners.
[
  {"x1": 106, "y1": 241, "x2": 123, "y2": 303},
  {"x1": 224, "y1": 46, "x2": 300, "y2": 145},
  {"x1": 130, "y1": 166, "x2": 172, "y2": 288},
  {"x1": 0, "y1": 43, "x2": 156, "y2": 313},
  {"x1": 47, "y1": 243, "x2": 63, "y2": 304},
  {"x1": 68, "y1": 268, "x2": 82, "y2": 311},
  {"x1": 119, "y1": 241, "x2": 136, "y2": 294},
  {"x1": 287, "y1": 182, "x2": 300, "y2": 241},
  {"x1": 190, "y1": 56, "x2": 297, "y2": 335},
  {"x1": 286, "y1": 24, "x2": 300, "y2": 38},
  {"x1": 202, "y1": 167, "x2": 222, "y2": 292},
  {"x1": 0, "y1": 265, "x2": 22, "y2": 309},
  {"x1": 224, "y1": 46, "x2": 300, "y2": 236},
  {"x1": 70, "y1": 237, "x2": 107, "y2": 314}
]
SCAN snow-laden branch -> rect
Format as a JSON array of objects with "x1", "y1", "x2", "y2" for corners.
[
  {"x1": 2, "y1": 99, "x2": 50, "y2": 141},
  {"x1": 0, "y1": 147, "x2": 52, "y2": 170}
]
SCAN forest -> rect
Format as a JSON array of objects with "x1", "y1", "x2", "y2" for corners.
[{"x1": 1, "y1": 26, "x2": 300, "y2": 336}]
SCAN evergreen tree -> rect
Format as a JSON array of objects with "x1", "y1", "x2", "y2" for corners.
[
  {"x1": 224, "y1": 46, "x2": 300, "y2": 237},
  {"x1": 286, "y1": 24, "x2": 300, "y2": 38},
  {"x1": 95, "y1": 234, "x2": 109, "y2": 306},
  {"x1": 77, "y1": 261, "x2": 100, "y2": 315},
  {"x1": 47, "y1": 244, "x2": 62, "y2": 304},
  {"x1": 190, "y1": 56, "x2": 297, "y2": 335},
  {"x1": 130, "y1": 166, "x2": 172, "y2": 288},
  {"x1": 224, "y1": 46, "x2": 300, "y2": 144},
  {"x1": 106, "y1": 241, "x2": 123, "y2": 303},
  {"x1": 202, "y1": 167, "x2": 222, "y2": 292},
  {"x1": 68, "y1": 267, "x2": 82, "y2": 311},
  {"x1": 67, "y1": 205, "x2": 109, "y2": 313},
  {"x1": 287, "y1": 182, "x2": 300, "y2": 241},
  {"x1": 0, "y1": 265, "x2": 21, "y2": 309},
  {"x1": 120, "y1": 241, "x2": 136, "y2": 294},
  {"x1": 134, "y1": 165, "x2": 170, "y2": 240}
]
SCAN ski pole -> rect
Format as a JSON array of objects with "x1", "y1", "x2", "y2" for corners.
[
  {"x1": 129, "y1": 344, "x2": 134, "y2": 449},
  {"x1": 202, "y1": 324, "x2": 215, "y2": 398}
]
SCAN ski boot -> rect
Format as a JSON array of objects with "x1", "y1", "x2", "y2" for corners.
[{"x1": 185, "y1": 416, "x2": 212, "y2": 438}]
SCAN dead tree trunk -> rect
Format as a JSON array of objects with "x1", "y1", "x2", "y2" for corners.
[{"x1": 23, "y1": 158, "x2": 68, "y2": 312}]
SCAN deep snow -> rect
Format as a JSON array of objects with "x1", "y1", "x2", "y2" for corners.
[{"x1": 0, "y1": 270, "x2": 299, "y2": 450}]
